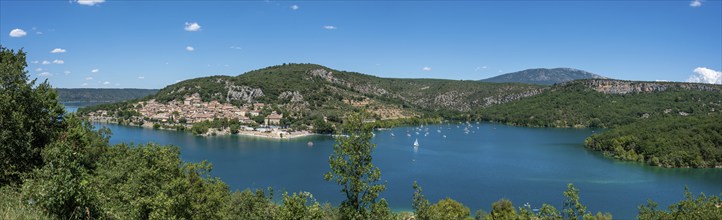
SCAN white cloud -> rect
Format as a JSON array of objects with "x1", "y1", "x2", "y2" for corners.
[
  {"x1": 655, "y1": 80, "x2": 670, "y2": 82},
  {"x1": 85, "y1": 77, "x2": 93, "y2": 80},
  {"x1": 138, "y1": 76, "x2": 145, "y2": 79},
  {"x1": 38, "y1": 72, "x2": 52, "y2": 77},
  {"x1": 91, "y1": 69, "x2": 99, "y2": 73},
  {"x1": 9, "y1": 29, "x2": 27, "y2": 38},
  {"x1": 76, "y1": 0, "x2": 105, "y2": 6},
  {"x1": 687, "y1": 67, "x2": 721, "y2": 84},
  {"x1": 36, "y1": 31, "x2": 43, "y2": 35},
  {"x1": 323, "y1": 25, "x2": 337, "y2": 30},
  {"x1": 184, "y1": 22, "x2": 201, "y2": 31},
  {"x1": 290, "y1": 5, "x2": 299, "y2": 10},
  {"x1": 186, "y1": 46, "x2": 195, "y2": 51},
  {"x1": 41, "y1": 60, "x2": 50, "y2": 65},
  {"x1": 690, "y1": 0, "x2": 702, "y2": 7},
  {"x1": 229, "y1": 46, "x2": 242, "y2": 50},
  {"x1": 50, "y1": 48, "x2": 66, "y2": 53},
  {"x1": 422, "y1": 67, "x2": 432, "y2": 71},
  {"x1": 52, "y1": 59, "x2": 64, "y2": 64},
  {"x1": 64, "y1": 71, "x2": 71, "y2": 75},
  {"x1": 81, "y1": 83, "x2": 88, "y2": 86},
  {"x1": 103, "y1": 81, "x2": 110, "y2": 85},
  {"x1": 30, "y1": 60, "x2": 39, "y2": 64},
  {"x1": 35, "y1": 68, "x2": 43, "y2": 72}
]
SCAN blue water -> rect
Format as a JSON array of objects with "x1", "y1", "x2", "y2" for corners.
[{"x1": 91, "y1": 121, "x2": 722, "y2": 219}]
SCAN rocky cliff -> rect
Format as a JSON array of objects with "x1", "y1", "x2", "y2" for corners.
[{"x1": 570, "y1": 79, "x2": 722, "y2": 94}]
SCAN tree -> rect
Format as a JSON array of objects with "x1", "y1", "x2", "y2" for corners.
[
  {"x1": 224, "y1": 188, "x2": 276, "y2": 220},
  {"x1": 563, "y1": 183, "x2": 587, "y2": 220},
  {"x1": 412, "y1": 181, "x2": 432, "y2": 220},
  {"x1": 1, "y1": 46, "x2": 66, "y2": 185},
  {"x1": 324, "y1": 112, "x2": 385, "y2": 219},
  {"x1": 277, "y1": 191, "x2": 324, "y2": 220},
  {"x1": 21, "y1": 115, "x2": 109, "y2": 219},
  {"x1": 428, "y1": 198, "x2": 471, "y2": 220},
  {"x1": 490, "y1": 198, "x2": 517, "y2": 220},
  {"x1": 537, "y1": 203, "x2": 562, "y2": 220},
  {"x1": 638, "y1": 187, "x2": 721, "y2": 220}
]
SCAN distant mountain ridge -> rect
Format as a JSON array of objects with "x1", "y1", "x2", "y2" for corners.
[
  {"x1": 481, "y1": 68, "x2": 607, "y2": 85},
  {"x1": 57, "y1": 88, "x2": 158, "y2": 103}
]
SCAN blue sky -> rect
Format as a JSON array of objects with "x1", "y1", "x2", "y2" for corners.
[{"x1": 1, "y1": 0, "x2": 720, "y2": 88}]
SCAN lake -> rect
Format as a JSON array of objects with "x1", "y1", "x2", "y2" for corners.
[{"x1": 91, "y1": 121, "x2": 720, "y2": 219}]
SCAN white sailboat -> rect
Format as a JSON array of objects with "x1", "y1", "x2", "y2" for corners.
[{"x1": 413, "y1": 138, "x2": 419, "y2": 147}]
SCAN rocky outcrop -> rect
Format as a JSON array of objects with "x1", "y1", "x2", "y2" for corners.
[
  {"x1": 572, "y1": 79, "x2": 722, "y2": 94},
  {"x1": 224, "y1": 81, "x2": 264, "y2": 103},
  {"x1": 478, "y1": 88, "x2": 547, "y2": 107},
  {"x1": 279, "y1": 91, "x2": 305, "y2": 103}
]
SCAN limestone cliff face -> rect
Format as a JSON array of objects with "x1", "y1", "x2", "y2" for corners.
[
  {"x1": 278, "y1": 91, "x2": 304, "y2": 103},
  {"x1": 478, "y1": 88, "x2": 547, "y2": 107},
  {"x1": 223, "y1": 81, "x2": 264, "y2": 103},
  {"x1": 570, "y1": 79, "x2": 722, "y2": 94}
]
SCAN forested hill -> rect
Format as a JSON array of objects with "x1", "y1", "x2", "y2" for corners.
[
  {"x1": 57, "y1": 88, "x2": 158, "y2": 103},
  {"x1": 479, "y1": 79, "x2": 722, "y2": 128},
  {"x1": 480, "y1": 68, "x2": 607, "y2": 85},
  {"x1": 83, "y1": 63, "x2": 544, "y2": 120}
]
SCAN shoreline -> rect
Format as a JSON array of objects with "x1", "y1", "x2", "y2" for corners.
[{"x1": 90, "y1": 120, "x2": 318, "y2": 140}]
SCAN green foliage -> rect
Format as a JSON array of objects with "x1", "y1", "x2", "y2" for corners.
[
  {"x1": 324, "y1": 112, "x2": 386, "y2": 219},
  {"x1": 585, "y1": 115, "x2": 722, "y2": 168},
  {"x1": 92, "y1": 143, "x2": 229, "y2": 219},
  {"x1": 480, "y1": 81, "x2": 721, "y2": 128},
  {"x1": 230, "y1": 123, "x2": 240, "y2": 134},
  {"x1": 412, "y1": 181, "x2": 432, "y2": 220},
  {"x1": 313, "y1": 119, "x2": 335, "y2": 134},
  {"x1": 370, "y1": 198, "x2": 394, "y2": 220},
  {"x1": 21, "y1": 116, "x2": 108, "y2": 219},
  {"x1": 537, "y1": 203, "x2": 562, "y2": 220},
  {"x1": 428, "y1": 198, "x2": 471, "y2": 220},
  {"x1": 224, "y1": 188, "x2": 276, "y2": 220},
  {"x1": 563, "y1": 184, "x2": 586, "y2": 220},
  {"x1": 474, "y1": 209, "x2": 489, "y2": 220},
  {"x1": 191, "y1": 123, "x2": 210, "y2": 135},
  {"x1": 490, "y1": 198, "x2": 517, "y2": 220},
  {"x1": 277, "y1": 191, "x2": 325, "y2": 220},
  {"x1": 638, "y1": 187, "x2": 722, "y2": 220},
  {"x1": 413, "y1": 183, "x2": 472, "y2": 220},
  {"x1": 1, "y1": 47, "x2": 66, "y2": 185},
  {"x1": 0, "y1": 186, "x2": 52, "y2": 220}
]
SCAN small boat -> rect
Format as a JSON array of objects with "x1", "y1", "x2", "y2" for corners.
[
  {"x1": 390, "y1": 133, "x2": 395, "y2": 137},
  {"x1": 413, "y1": 138, "x2": 419, "y2": 147},
  {"x1": 443, "y1": 135, "x2": 447, "y2": 138}
]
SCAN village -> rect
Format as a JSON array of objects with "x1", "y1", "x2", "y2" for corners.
[{"x1": 86, "y1": 93, "x2": 313, "y2": 139}]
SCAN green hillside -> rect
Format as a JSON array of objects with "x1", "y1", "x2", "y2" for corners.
[
  {"x1": 80, "y1": 63, "x2": 543, "y2": 123},
  {"x1": 479, "y1": 80, "x2": 722, "y2": 128},
  {"x1": 585, "y1": 115, "x2": 722, "y2": 168}
]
